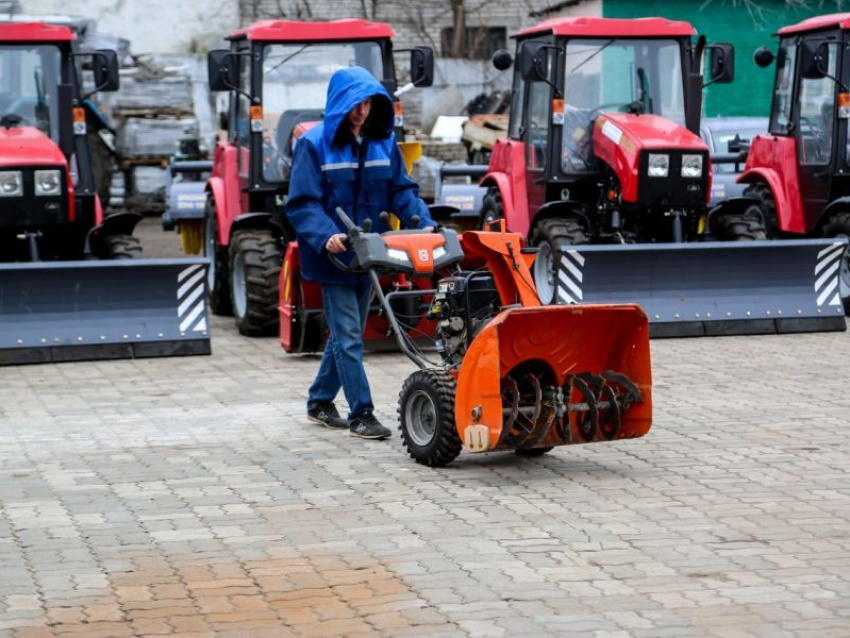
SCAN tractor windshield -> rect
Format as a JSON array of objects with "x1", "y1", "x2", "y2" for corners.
[
  {"x1": 561, "y1": 38, "x2": 685, "y2": 172},
  {"x1": 0, "y1": 45, "x2": 62, "y2": 141},
  {"x1": 260, "y1": 41, "x2": 384, "y2": 182}
]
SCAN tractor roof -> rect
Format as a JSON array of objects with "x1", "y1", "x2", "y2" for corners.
[
  {"x1": 228, "y1": 19, "x2": 395, "y2": 42},
  {"x1": 778, "y1": 13, "x2": 850, "y2": 35},
  {"x1": 0, "y1": 21, "x2": 75, "y2": 42},
  {"x1": 516, "y1": 16, "x2": 695, "y2": 39}
]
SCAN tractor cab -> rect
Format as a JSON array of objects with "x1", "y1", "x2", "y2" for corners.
[
  {"x1": 207, "y1": 19, "x2": 433, "y2": 224},
  {"x1": 0, "y1": 21, "x2": 122, "y2": 261},
  {"x1": 745, "y1": 14, "x2": 850, "y2": 234},
  {"x1": 483, "y1": 17, "x2": 736, "y2": 246}
]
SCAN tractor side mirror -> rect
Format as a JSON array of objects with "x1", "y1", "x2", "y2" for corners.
[
  {"x1": 92, "y1": 49, "x2": 120, "y2": 92},
  {"x1": 492, "y1": 49, "x2": 513, "y2": 71},
  {"x1": 800, "y1": 39, "x2": 828, "y2": 80},
  {"x1": 410, "y1": 46, "x2": 434, "y2": 87},
  {"x1": 753, "y1": 47, "x2": 775, "y2": 68},
  {"x1": 208, "y1": 49, "x2": 239, "y2": 92},
  {"x1": 518, "y1": 40, "x2": 549, "y2": 82},
  {"x1": 707, "y1": 43, "x2": 735, "y2": 84}
]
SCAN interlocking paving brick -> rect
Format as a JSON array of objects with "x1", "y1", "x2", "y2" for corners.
[{"x1": 1, "y1": 227, "x2": 849, "y2": 636}]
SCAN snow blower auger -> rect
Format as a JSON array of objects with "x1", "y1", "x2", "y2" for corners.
[{"x1": 329, "y1": 208, "x2": 652, "y2": 467}]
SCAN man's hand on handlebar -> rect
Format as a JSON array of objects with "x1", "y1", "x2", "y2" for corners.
[{"x1": 325, "y1": 233, "x2": 348, "y2": 253}]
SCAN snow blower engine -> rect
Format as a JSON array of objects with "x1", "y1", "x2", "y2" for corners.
[{"x1": 331, "y1": 207, "x2": 653, "y2": 466}]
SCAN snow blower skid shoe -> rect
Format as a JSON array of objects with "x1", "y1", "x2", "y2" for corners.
[{"x1": 328, "y1": 207, "x2": 652, "y2": 467}]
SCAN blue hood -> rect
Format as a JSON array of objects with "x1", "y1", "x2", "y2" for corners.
[{"x1": 323, "y1": 66, "x2": 394, "y2": 147}]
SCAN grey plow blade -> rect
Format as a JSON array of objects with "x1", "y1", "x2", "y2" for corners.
[
  {"x1": 0, "y1": 258, "x2": 212, "y2": 365},
  {"x1": 554, "y1": 239, "x2": 848, "y2": 338}
]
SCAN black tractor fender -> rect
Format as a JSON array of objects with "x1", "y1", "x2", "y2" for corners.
[
  {"x1": 230, "y1": 212, "x2": 290, "y2": 241},
  {"x1": 704, "y1": 196, "x2": 764, "y2": 237},
  {"x1": 529, "y1": 200, "x2": 591, "y2": 240},
  {"x1": 86, "y1": 211, "x2": 142, "y2": 256}
]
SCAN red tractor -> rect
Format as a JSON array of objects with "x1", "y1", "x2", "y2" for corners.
[
  {"x1": 477, "y1": 17, "x2": 763, "y2": 304},
  {"x1": 0, "y1": 22, "x2": 212, "y2": 365},
  {"x1": 0, "y1": 21, "x2": 139, "y2": 262},
  {"x1": 205, "y1": 19, "x2": 433, "y2": 336},
  {"x1": 741, "y1": 13, "x2": 850, "y2": 310}
]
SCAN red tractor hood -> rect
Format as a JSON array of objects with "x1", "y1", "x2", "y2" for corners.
[
  {"x1": 592, "y1": 113, "x2": 710, "y2": 204},
  {"x1": 0, "y1": 126, "x2": 67, "y2": 168}
]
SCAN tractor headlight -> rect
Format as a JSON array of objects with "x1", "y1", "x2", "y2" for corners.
[
  {"x1": 681, "y1": 154, "x2": 703, "y2": 178},
  {"x1": 0, "y1": 171, "x2": 23, "y2": 197},
  {"x1": 387, "y1": 248, "x2": 411, "y2": 263},
  {"x1": 647, "y1": 154, "x2": 669, "y2": 178},
  {"x1": 35, "y1": 169, "x2": 62, "y2": 196},
  {"x1": 432, "y1": 245, "x2": 447, "y2": 260}
]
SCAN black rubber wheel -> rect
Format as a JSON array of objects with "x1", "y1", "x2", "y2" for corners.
[
  {"x1": 742, "y1": 184, "x2": 779, "y2": 237},
  {"x1": 204, "y1": 200, "x2": 232, "y2": 316},
  {"x1": 822, "y1": 211, "x2": 850, "y2": 315},
  {"x1": 399, "y1": 369, "x2": 462, "y2": 467},
  {"x1": 515, "y1": 447, "x2": 553, "y2": 457},
  {"x1": 103, "y1": 234, "x2": 142, "y2": 259},
  {"x1": 530, "y1": 218, "x2": 588, "y2": 305},
  {"x1": 230, "y1": 228, "x2": 282, "y2": 336},
  {"x1": 714, "y1": 207, "x2": 767, "y2": 240},
  {"x1": 479, "y1": 187, "x2": 503, "y2": 230}
]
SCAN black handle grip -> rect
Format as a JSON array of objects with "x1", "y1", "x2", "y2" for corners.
[
  {"x1": 335, "y1": 207, "x2": 357, "y2": 232},
  {"x1": 410, "y1": 214, "x2": 420, "y2": 228},
  {"x1": 379, "y1": 211, "x2": 390, "y2": 224},
  {"x1": 362, "y1": 218, "x2": 373, "y2": 233}
]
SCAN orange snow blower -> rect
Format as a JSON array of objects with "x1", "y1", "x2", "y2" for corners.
[{"x1": 331, "y1": 208, "x2": 652, "y2": 466}]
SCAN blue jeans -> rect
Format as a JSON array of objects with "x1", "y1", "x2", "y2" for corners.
[{"x1": 307, "y1": 282, "x2": 373, "y2": 421}]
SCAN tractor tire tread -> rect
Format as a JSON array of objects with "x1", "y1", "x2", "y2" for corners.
[
  {"x1": 398, "y1": 369, "x2": 462, "y2": 467},
  {"x1": 479, "y1": 187, "x2": 504, "y2": 230},
  {"x1": 104, "y1": 234, "x2": 143, "y2": 259},
  {"x1": 231, "y1": 228, "x2": 282, "y2": 336},
  {"x1": 205, "y1": 201, "x2": 233, "y2": 316},
  {"x1": 715, "y1": 212, "x2": 767, "y2": 241}
]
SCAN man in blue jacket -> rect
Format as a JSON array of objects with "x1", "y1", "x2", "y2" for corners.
[{"x1": 287, "y1": 66, "x2": 435, "y2": 440}]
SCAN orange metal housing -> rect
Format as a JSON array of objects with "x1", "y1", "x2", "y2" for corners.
[{"x1": 454, "y1": 303, "x2": 652, "y2": 452}]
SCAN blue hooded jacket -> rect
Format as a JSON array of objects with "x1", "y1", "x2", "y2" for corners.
[{"x1": 286, "y1": 66, "x2": 434, "y2": 284}]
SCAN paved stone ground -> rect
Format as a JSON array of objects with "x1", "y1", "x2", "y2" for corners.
[{"x1": 0, "y1": 218, "x2": 849, "y2": 637}]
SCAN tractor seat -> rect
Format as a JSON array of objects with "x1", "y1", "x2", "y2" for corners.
[{"x1": 275, "y1": 109, "x2": 324, "y2": 154}]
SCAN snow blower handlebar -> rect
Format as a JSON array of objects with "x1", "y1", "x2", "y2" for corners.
[{"x1": 330, "y1": 207, "x2": 464, "y2": 369}]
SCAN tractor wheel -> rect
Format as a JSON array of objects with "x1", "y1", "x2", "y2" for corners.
[
  {"x1": 204, "y1": 200, "x2": 232, "y2": 316},
  {"x1": 821, "y1": 211, "x2": 850, "y2": 314},
  {"x1": 230, "y1": 228, "x2": 282, "y2": 336},
  {"x1": 104, "y1": 234, "x2": 142, "y2": 259},
  {"x1": 479, "y1": 188, "x2": 503, "y2": 230},
  {"x1": 399, "y1": 369, "x2": 462, "y2": 467},
  {"x1": 531, "y1": 218, "x2": 588, "y2": 305},
  {"x1": 714, "y1": 209, "x2": 767, "y2": 241},
  {"x1": 515, "y1": 447, "x2": 553, "y2": 457},
  {"x1": 742, "y1": 184, "x2": 779, "y2": 237}
]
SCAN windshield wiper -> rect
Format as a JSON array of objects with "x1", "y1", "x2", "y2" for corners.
[
  {"x1": 267, "y1": 43, "x2": 312, "y2": 75},
  {"x1": 568, "y1": 38, "x2": 615, "y2": 75}
]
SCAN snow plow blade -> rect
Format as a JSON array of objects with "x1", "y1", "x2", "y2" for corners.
[
  {"x1": 0, "y1": 258, "x2": 211, "y2": 365},
  {"x1": 553, "y1": 239, "x2": 848, "y2": 337},
  {"x1": 454, "y1": 304, "x2": 652, "y2": 453}
]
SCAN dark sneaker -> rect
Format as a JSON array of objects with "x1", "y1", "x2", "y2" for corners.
[
  {"x1": 307, "y1": 402, "x2": 348, "y2": 429},
  {"x1": 349, "y1": 413, "x2": 392, "y2": 439}
]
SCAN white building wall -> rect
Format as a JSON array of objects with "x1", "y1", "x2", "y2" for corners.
[{"x1": 19, "y1": 0, "x2": 239, "y2": 53}]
